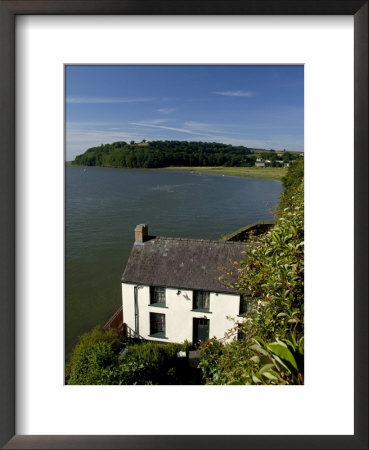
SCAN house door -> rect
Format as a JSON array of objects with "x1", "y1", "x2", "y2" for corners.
[{"x1": 193, "y1": 318, "x2": 209, "y2": 344}]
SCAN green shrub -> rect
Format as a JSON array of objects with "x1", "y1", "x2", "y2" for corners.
[
  {"x1": 68, "y1": 341, "x2": 120, "y2": 385},
  {"x1": 281, "y1": 157, "x2": 304, "y2": 191},
  {"x1": 118, "y1": 341, "x2": 183, "y2": 385},
  {"x1": 198, "y1": 338, "x2": 226, "y2": 383},
  {"x1": 66, "y1": 332, "x2": 192, "y2": 385},
  {"x1": 198, "y1": 338, "x2": 256, "y2": 385},
  {"x1": 221, "y1": 179, "x2": 304, "y2": 345},
  {"x1": 65, "y1": 325, "x2": 123, "y2": 381},
  {"x1": 250, "y1": 334, "x2": 304, "y2": 385},
  {"x1": 201, "y1": 162, "x2": 304, "y2": 385}
]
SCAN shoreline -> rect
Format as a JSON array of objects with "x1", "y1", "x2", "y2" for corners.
[
  {"x1": 161, "y1": 166, "x2": 286, "y2": 181},
  {"x1": 67, "y1": 164, "x2": 286, "y2": 181}
]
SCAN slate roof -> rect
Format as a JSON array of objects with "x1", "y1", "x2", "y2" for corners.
[{"x1": 121, "y1": 236, "x2": 247, "y2": 294}]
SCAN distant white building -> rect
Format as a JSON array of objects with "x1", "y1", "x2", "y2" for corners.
[
  {"x1": 121, "y1": 225, "x2": 248, "y2": 345},
  {"x1": 255, "y1": 162, "x2": 265, "y2": 167}
]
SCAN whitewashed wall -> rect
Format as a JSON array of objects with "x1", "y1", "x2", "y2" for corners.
[{"x1": 122, "y1": 283, "x2": 243, "y2": 344}]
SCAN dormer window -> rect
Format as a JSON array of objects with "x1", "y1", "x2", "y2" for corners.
[{"x1": 150, "y1": 286, "x2": 166, "y2": 307}]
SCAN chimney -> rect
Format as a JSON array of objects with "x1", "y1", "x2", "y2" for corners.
[{"x1": 135, "y1": 224, "x2": 148, "y2": 243}]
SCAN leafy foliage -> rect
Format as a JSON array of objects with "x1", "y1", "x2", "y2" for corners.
[
  {"x1": 68, "y1": 341, "x2": 121, "y2": 385},
  {"x1": 199, "y1": 160, "x2": 304, "y2": 384},
  {"x1": 67, "y1": 334, "x2": 193, "y2": 385},
  {"x1": 198, "y1": 338, "x2": 253, "y2": 385},
  {"x1": 250, "y1": 334, "x2": 304, "y2": 385},
  {"x1": 226, "y1": 177, "x2": 304, "y2": 343},
  {"x1": 197, "y1": 338, "x2": 227, "y2": 383},
  {"x1": 117, "y1": 342, "x2": 185, "y2": 385},
  {"x1": 65, "y1": 325, "x2": 123, "y2": 381},
  {"x1": 71, "y1": 140, "x2": 301, "y2": 169},
  {"x1": 281, "y1": 157, "x2": 304, "y2": 191}
]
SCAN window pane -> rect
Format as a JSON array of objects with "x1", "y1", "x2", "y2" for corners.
[
  {"x1": 239, "y1": 296, "x2": 249, "y2": 315},
  {"x1": 203, "y1": 292, "x2": 209, "y2": 310},
  {"x1": 150, "y1": 312, "x2": 165, "y2": 335},
  {"x1": 150, "y1": 286, "x2": 166, "y2": 305},
  {"x1": 193, "y1": 291, "x2": 210, "y2": 310},
  {"x1": 193, "y1": 291, "x2": 199, "y2": 309}
]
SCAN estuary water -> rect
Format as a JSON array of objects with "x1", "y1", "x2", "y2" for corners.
[{"x1": 65, "y1": 166, "x2": 282, "y2": 357}]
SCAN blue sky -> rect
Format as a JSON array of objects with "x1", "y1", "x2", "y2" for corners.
[{"x1": 66, "y1": 65, "x2": 304, "y2": 160}]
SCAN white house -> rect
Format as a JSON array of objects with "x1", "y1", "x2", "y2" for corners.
[{"x1": 121, "y1": 225, "x2": 248, "y2": 345}]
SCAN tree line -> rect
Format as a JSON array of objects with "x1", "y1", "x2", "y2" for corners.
[{"x1": 71, "y1": 140, "x2": 298, "y2": 168}]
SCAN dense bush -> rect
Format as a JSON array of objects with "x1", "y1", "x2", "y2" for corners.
[
  {"x1": 281, "y1": 157, "x2": 304, "y2": 192},
  {"x1": 67, "y1": 334, "x2": 192, "y2": 385},
  {"x1": 199, "y1": 160, "x2": 304, "y2": 384},
  {"x1": 117, "y1": 342, "x2": 184, "y2": 385},
  {"x1": 68, "y1": 341, "x2": 121, "y2": 385},
  {"x1": 234, "y1": 179, "x2": 304, "y2": 343},
  {"x1": 65, "y1": 325, "x2": 124, "y2": 381},
  {"x1": 198, "y1": 338, "x2": 253, "y2": 385}
]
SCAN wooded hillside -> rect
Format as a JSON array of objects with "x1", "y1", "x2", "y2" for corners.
[{"x1": 71, "y1": 140, "x2": 299, "y2": 168}]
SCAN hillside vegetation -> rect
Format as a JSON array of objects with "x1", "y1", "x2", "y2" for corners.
[
  {"x1": 71, "y1": 140, "x2": 300, "y2": 169},
  {"x1": 199, "y1": 158, "x2": 304, "y2": 384}
]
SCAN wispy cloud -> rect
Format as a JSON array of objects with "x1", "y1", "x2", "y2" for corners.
[
  {"x1": 212, "y1": 90, "x2": 254, "y2": 97},
  {"x1": 138, "y1": 118, "x2": 172, "y2": 125},
  {"x1": 66, "y1": 97, "x2": 154, "y2": 104},
  {"x1": 131, "y1": 120, "x2": 242, "y2": 139},
  {"x1": 157, "y1": 107, "x2": 176, "y2": 114},
  {"x1": 66, "y1": 128, "x2": 144, "y2": 160},
  {"x1": 184, "y1": 121, "x2": 214, "y2": 131},
  {"x1": 66, "y1": 123, "x2": 303, "y2": 161},
  {"x1": 130, "y1": 122, "x2": 194, "y2": 134},
  {"x1": 183, "y1": 121, "x2": 244, "y2": 136}
]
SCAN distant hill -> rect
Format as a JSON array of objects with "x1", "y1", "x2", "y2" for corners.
[{"x1": 71, "y1": 140, "x2": 301, "y2": 169}]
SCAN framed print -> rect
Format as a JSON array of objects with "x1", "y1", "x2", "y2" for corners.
[{"x1": 0, "y1": 1, "x2": 367, "y2": 449}]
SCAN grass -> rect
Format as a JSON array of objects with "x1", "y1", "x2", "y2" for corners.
[
  {"x1": 162, "y1": 166, "x2": 287, "y2": 181},
  {"x1": 66, "y1": 163, "x2": 287, "y2": 181}
]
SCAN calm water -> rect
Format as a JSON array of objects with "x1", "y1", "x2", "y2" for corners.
[{"x1": 65, "y1": 166, "x2": 282, "y2": 357}]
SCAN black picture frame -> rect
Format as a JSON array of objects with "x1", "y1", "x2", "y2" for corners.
[{"x1": 0, "y1": 1, "x2": 367, "y2": 449}]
